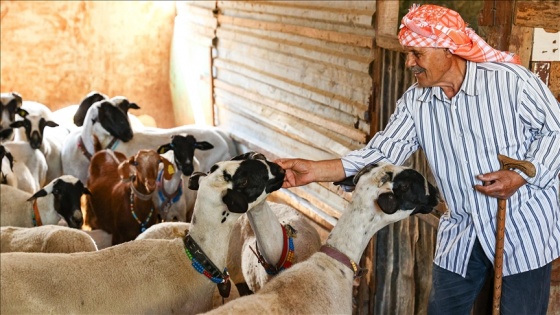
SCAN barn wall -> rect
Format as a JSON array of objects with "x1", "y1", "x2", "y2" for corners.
[{"x1": 0, "y1": 1, "x2": 177, "y2": 128}]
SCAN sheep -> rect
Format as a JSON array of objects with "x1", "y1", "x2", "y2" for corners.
[
  {"x1": 0, "y1": 144, "x2": 17, "y2": 187},
  {"x1": 1, "y1": 141, "x2": 47, "y2": 193},
  {"x1": 0, "y1": 225, "x2": 98, "y2": 253},
  {"x1": 0, "y1": 175, "x2": 91, "y2": 229},
  {"x1": 10, "y1": 108, "x2": 68, "y2": 183},
  {"x1": 0, "y1": 153, "x2": 286, "y2": 314},
  {"x1": 71, "y1": 91, "x2": 145, "y2": 130},
  {"x1": 0, "y1": 92, "x2": 22, "y2": 142},
  {"x1": 97, "y1": 124, "x2": 238, "y2": 174},
  {"x1": 85, "y1": 148, "x2": 163, "y2": 245},
  {"x1": 202, "y1": 163, "x2": 440, "y2": 315},
  {"x1": 155, "y1": 134, "x2": 214, "y2": 222},
  {"x1": 61, "y1": 98, "x2": 135, "y2": 184}
]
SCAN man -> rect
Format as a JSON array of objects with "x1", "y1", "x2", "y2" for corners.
[{"x1": 276, "y1": 4, "x2": 560, "y2": 315}]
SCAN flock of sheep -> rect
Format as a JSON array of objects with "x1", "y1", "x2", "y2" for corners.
[{"x1": 0, "y1": 91, "x2": 440, "y2": 314}]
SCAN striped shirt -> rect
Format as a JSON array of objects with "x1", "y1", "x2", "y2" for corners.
[{"x1": 342, "y1": 61, "x2": 560, "y2": 277}]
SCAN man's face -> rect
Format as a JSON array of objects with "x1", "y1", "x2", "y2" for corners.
[{"x1": 403, "y1": 47, "x2": 451, "y2": 88}]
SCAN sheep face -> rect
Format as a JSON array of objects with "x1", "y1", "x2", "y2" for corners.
[
  {"x1": 157, "y1": 134, "x2": 214, "y2": 176},
  {"x1": 0, "y1": 92, "x2": 22, "y2": 141},
  {"x1": 10, "y1": 110, "x2": 59, "y2": 149},
  {"x1": 27, "y1": 175, "x2": 91, "y2": 229},
  {"x1": 189, "y1": 154, "x2": 285, "y2": 214},
  {"x1": 352, "y1": 163, "x2": 440, "y2": 217},
  {"x1": 96, "y1": 101, "x2": 133, "y2": 143}
]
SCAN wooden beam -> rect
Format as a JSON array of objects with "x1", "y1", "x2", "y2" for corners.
[
  {"x1": 217, "y1": 15, "x2": 373, "y2": 48},
  {"x1": 514, "y1": 1, "x2": 560, "y2": 31}
]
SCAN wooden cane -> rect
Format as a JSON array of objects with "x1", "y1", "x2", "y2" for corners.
[{"x1": 492, "y1": 154, "x2": 536, "y2": 315}]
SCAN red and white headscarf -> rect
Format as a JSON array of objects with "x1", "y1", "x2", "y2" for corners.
[{"x1": 398, "y1": 4, "x2": 520, "y2": 64}]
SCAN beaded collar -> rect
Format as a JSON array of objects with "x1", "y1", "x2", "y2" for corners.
[
  {"x1": 155, "y1": 169, "x2": 183, "y2": 218},
  {"x1": 184, "y1": 234, "x2": 231, "y2": 298},
  {"x1": 129, "y1": 186, "x2": 154, "y2": 233},
  {"x1": 32, "y1": 200, "x2": 43, "y2": 227},
  {"x1": 78, "y1": 136, "x2": 120, "y2": 161},
  {"x1": 319, "y1": 244, "x2": 364, "y2": 279},
  {"x1": 251, "y1": 224, "x2": 297, "y2": 275}
]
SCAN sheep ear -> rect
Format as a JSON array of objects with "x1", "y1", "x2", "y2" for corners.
[
  {"x1": 27, "y1": 189, "x2": 48, "y2": 202},
  {"x1": 194, "y1": 141, "x2": 214, "y2": 151},
  {"x1": 333, "y1": 176, "x2": 355, "y2": 187},
  {"x1": 157, "y1": 144, "x2": 172, "y2": 154},
  {"x1": 188, "y1": 172, "x2": 206, "y2": 190},
  {"x1": 11, "y1": 92, "x2": 22, "y2": 105},
  {"x1": 45, "y1": 121, "x2": 59, "y2": 128},
  {"x1": 376, "y1": 192, "x2": 398, "y2": 214},
  {"x1": 128, "y1": 102, "x2": 140, "y2": 110},
  {"x1": 222, "y1": 189, "x2": 249, "y2": 214},
  {"x1": 161, "y1": 157, "x2": 175, "y2": 180},
  {"x1": 9, "y1": 121, "x2": 25, "y2": 129},
  {"x1": 16, "y1": 108, "x2": 29, "y2": 118}
]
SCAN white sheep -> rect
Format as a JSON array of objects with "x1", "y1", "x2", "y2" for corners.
[
  {"x1": 2, "y1": 141, "x2": 47, "y2": 193},
  {"x1": 0, "y1": 225, "x2": 98, "y2": 253},
  {"x1": 0, "y1": 154, "x2": 286, "y2": 314},
  {"x1": 202, "y1": 163, "x2": 440, "y2": 315},
  {"x1": 0, "y1": 175, "x2": 91, "y2": 229},
  {"x1": 227, "y1": 201, "x2": 322, "y2": 295}
]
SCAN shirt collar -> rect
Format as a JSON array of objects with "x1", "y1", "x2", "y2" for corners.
[{"x1": 415, "y1": 60, "x2": 478, "y2": 102}]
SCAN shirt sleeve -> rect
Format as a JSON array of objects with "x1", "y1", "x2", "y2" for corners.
[
  {"x1": 341, "y1": 97, "x2": 420, "y2": 178},
  {"x1": 517, "y1": 72, "x2": 560, "y2": 188}
]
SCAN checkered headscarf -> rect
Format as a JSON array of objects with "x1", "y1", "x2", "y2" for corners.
[{"x1": 398, "y1": 4, "x2": 520, "y2": 64}]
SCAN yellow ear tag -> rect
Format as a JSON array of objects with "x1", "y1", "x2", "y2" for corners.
[{"x1": 167, "y1": 164, "x2": 175, "y2": 176}]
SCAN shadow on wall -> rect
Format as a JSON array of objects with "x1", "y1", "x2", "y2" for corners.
[{"x1": 0, "y1": 1, "x2": 177, "y2": 128}]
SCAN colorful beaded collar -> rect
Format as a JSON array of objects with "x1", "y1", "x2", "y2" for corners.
[
  {"x1": 252, "y1": 224, "x2": 297, "y2": 275},
  {"x1": 184, "y1": 234, "x2": 231, "y2": 298}
]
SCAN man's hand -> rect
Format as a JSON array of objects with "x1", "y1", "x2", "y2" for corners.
[
  {"x1": 473, "y1": 170, "x2": 527, "y2": 199},
  {"x1": 274, "y1": 158, "x2": 315, "y2": 188},
  {"x1": 274, "y1": 158, "x2": 346, "y2": 188}
]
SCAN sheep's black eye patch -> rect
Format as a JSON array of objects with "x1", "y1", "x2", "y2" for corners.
[{"x1": 223, "y1": 171, "x2": 232, "y2": 182}]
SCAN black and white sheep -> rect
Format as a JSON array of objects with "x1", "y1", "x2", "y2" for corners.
[
  {"x1": 203, "y1": 163, "x2": 440, "y2": 315},
  {"x1": 0, "y1": 175, "x2": 91, "y2": 229},
  {"x1": 0, "y1": 154, "x2": 285, "y2": 314},
  {"x1": 155, "y1": 134, "x2": 214, "y2": 222},
  {"x1": 60, "y1": 98, "x2": 135, "y2": 184}
]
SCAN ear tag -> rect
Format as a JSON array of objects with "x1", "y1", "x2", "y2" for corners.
[{"x1": 167, "y1": 164, "x2": 175, "y2": 176}]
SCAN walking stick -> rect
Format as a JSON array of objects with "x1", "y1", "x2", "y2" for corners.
[{"x1": 492, "y1": 154, "x2": 536, "y2": 315}]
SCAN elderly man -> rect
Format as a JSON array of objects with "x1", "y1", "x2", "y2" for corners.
[{"x1": 276, "y1": 4, "x2": 560, "y2": 315}]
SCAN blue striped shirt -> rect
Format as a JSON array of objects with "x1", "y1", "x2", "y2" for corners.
[{"x1": 342, "y1": 61, "x2": 560, "y2": 277}]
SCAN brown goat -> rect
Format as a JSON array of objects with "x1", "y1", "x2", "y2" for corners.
[{"x1": 86, "y1": 149, "x2": 164, "y2": 245}]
